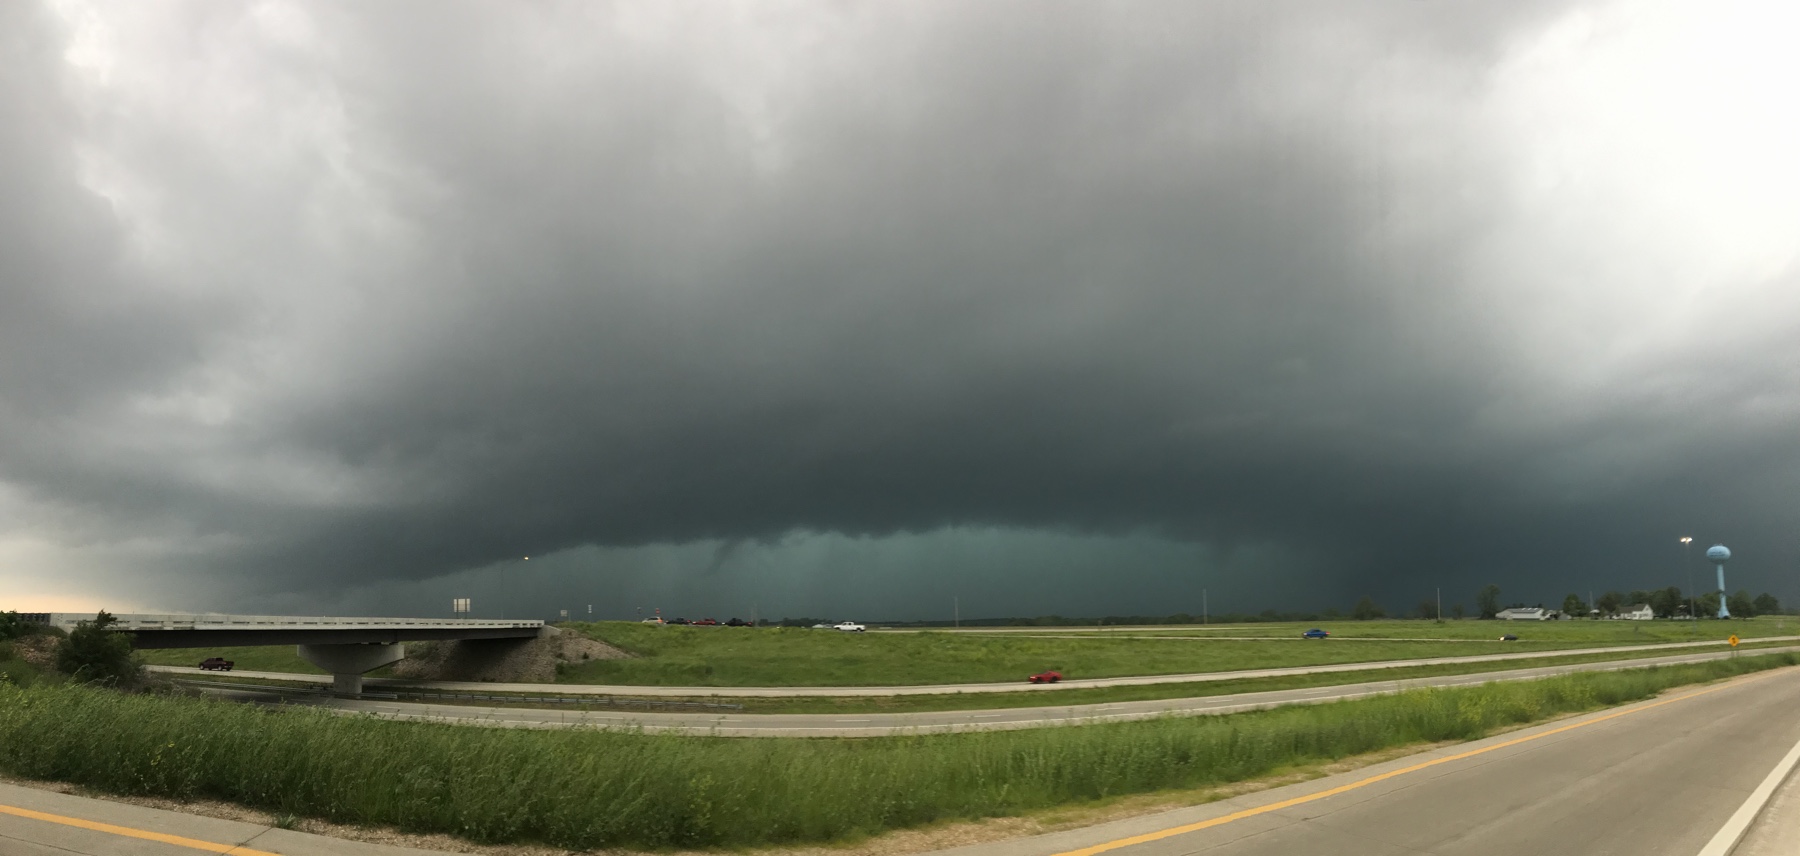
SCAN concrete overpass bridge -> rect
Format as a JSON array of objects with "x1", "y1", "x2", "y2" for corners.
[{"x1": 27, "y1": 613, "x2": 547, "y2": 695}]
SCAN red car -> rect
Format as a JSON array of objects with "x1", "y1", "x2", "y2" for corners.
[
  {"x1": 692, "y1": 618, "x2": 719, "y2": 626},
  {"x1": 1028, "y1": 670, "x2": 1062, "y2": 684},
  {"x1": 198, "y1": 657, "x2": 234, "y2": 671}
]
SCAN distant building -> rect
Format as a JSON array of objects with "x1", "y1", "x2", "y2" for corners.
[
  {"x1": 1496, "y1": 607, "x2": 1552, "y2": 621},
  {"x1": 1613, "y1": 604, "x2": 1655, "y2": 620}
]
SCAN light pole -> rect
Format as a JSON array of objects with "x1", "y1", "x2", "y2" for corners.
[{"x1": 1680, "y1": 537, "x2": 1695, "y2": 629}]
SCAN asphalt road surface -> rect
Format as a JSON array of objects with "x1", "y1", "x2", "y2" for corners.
[
  {"x1": 194, "y1": 645, "x2": 1800, "y2": 736},
  {"x1": 9, "y1": 666, "x2": 1800, "y2": 854},
  {"x1": 922, "y1": 665, "x2": 1800, "y2": 856},
  {"x1": 146, "y1": 635, "x2": 1800, "y2": 698}
]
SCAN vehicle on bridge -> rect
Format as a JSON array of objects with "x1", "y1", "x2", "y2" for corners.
[
  {"x1": 198, "y1": 657, "x2": 234, "y2": 671},
  {"x1": 693, "y1": 618, "x2": 719, "y2": 626}
]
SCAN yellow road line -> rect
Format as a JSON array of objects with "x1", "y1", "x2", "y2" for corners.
[
  {"x1": 0, "y1": 803, "x2": 281, "y2": 855},
  {"x1": 1053, "y1": 670, "x2": 1788, "y2": 856}
]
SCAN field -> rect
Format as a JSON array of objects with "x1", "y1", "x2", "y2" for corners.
[
  {"x1": 553, "y1": 618, "x2": 1784, "y2": 686},
  {"x1": 3, "y1": 653, "x2": 1793, "y2": 850}
]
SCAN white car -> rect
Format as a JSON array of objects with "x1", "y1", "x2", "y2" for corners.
[{"x1": 833, "y1": 621, "x2": 866, "y2": 632}]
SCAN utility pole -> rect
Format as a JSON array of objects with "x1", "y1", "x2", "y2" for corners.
[
  {"x1": 1436, "y1": 587, "x2": 1442, "y2": 621},
  {"x1": 954, "y1": 596, "x2": 959, "y2": 629},
  {"x1": 1203, "y1": 589, "x2": 1209, "y2": 625},
  {"x1": 1680, "y1": 536, "x2": 1696, "y2": 630}
]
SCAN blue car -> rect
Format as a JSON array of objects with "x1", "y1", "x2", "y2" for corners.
[{"x1": 1302, "y1": 628, "x2": 1330, "y2": 639}]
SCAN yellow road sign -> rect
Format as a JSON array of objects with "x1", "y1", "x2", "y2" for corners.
[{"x1": 1729, "y1": 635, "x2": 1740, "y2": 648}]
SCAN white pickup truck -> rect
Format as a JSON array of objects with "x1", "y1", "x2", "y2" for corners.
[{"x1": 833, "y1": 620, "x2": 866, "y2": 632}]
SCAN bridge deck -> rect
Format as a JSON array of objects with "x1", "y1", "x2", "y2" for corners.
[{"x1": 28, "y1": 613, "x2": 546, "y2": 649}]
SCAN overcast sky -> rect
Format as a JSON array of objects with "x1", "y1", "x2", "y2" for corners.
[{"x1": 4, "y1": 0, "x2": 1798, "y2": 622}]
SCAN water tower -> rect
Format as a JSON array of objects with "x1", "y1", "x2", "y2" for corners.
[{"x1": 1707, "y1": 544, "x2": 1731, "y2": 618}]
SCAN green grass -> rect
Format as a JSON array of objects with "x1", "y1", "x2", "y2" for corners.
[
  {"x1": 3, "y1": 654, "x2": 1793, "y2": 850},
  {"x1": 299, "y1": 640, "x2": 1793, "y2": 715},
  {"x1": 972, "y1": 617, "x2": 1794, "y2": 642},
  {"x1": 639, "y1": 640, "x2": 1800, "y2": 714},
  {"x1": 552, "y1": 619, "x2": 1780, "y2": 687}
]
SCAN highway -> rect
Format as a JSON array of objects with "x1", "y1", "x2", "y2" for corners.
[
  {"x1": 926, "y1": 664, "x2": 1800, "y2": 856},
  {"x1": 145, "y1": 634, "x2": 1800, "y2": 698},
  {"x1": 8, "y1": 665, "x2": 1800, "y2": 854},
  {"x1": 192, "y1": 645, "x2": 1800, "y2": 736}
]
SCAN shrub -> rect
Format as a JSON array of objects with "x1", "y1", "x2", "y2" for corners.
[{"x1": 53, "y1": 611, "x2": 142, "y2": 688}]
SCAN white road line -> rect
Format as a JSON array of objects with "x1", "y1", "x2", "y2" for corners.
[
  {"x1": 1697, "y1": 730, "x2": 1800, "y2": 856},
  {"x1": 837, "y1": 719, "x2": 871, "y2": 723}
]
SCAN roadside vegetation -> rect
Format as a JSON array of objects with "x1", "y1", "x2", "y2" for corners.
[{"x1": 2, "y1": 652, "x2": 1793, "y2": 850}]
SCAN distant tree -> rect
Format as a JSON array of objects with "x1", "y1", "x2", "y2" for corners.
[
  {"x1": 1754, "y1": 593, "x2": 1781, "y2": 615},
  {"x1": 1561, "y1": 594, "x2": 1587, "y2": 617},
  {"x1": 1597, "y1": 591, "x2": 1624, "y2": 616},
  {"x1": 1322, "y1": 607, "x2": 1342, "y2": 619},
  {"x1": 1627, "y1": 590, "x2": 1652, "y2": 609},
  {"x1": 1648, "y1": 587, "x2": 1683, "y2": 618},
  {"x1": 1476, "y1": 585, "x2": 1501, "y2": 620},
  {"x1": 54, "y1": 611, "x2": 141, "y2": 687},
  {"x1": 1416, "y1": 599, "x2": 1437, "y2": 620},
  {"x1": 1697, "y1": 592, "x2": 1721, "y2": 617},
  {"x1": 0, "y1": 611, "x2": 26, "y2": 641},
  {"x1": 1729, "y1": 590, "x2": 1757, "y2": 618},
  {"x1": 1352, "y1": 596, "x2": 1386, "y2": 620},
  {"x1": 1451, "y1": 603, "x2": 1466, "y2": 620}
]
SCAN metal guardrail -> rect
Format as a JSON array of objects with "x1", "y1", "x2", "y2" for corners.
[
  {"x1": 377, "y1": 689, "x2": 744, "y2": 710},
  {"x1": 175, "y1": 679, "x2": 743, "y2": 711}
]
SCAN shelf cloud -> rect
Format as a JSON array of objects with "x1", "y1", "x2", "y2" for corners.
[{"x1": 4, "y1": 0, "x2": 1797, "y2": 619}]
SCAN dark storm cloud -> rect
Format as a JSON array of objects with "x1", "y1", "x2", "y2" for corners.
[{"x1": 4, "y1": 0, "x2": 1798, "y2": 615}]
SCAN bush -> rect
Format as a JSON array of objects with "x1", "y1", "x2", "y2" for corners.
[
  {"x1": 0, "y1": 611, "x2": 31, "y2": 641},
  {"x1": 53, "y1": 611, "x2": 142, "y2": 688}
]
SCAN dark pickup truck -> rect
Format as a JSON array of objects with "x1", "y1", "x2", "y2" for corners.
[{"x1": 198, "y1": 657, "x2": 235, "y2": 671}]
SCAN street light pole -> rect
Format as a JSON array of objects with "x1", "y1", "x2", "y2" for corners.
[{"x1": 1680, "y1": 536, "x2": 1695, "y2": 630}]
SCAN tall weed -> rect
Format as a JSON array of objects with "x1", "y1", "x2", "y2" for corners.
[{"x1": 0, "y1": 653, "x2": 1791, "y2": 849}]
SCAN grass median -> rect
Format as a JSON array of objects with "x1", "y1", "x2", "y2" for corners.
[{"x1": 3, "y1": 652, "x2": 1796, "y2": 850}]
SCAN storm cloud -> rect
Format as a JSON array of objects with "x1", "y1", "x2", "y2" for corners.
[{"x1": 3, "y1": 0, "x2": 1798, "y2": 619}]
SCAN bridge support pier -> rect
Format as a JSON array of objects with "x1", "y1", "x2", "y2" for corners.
[{"x1": 297, "y1": 642, "x2": 405, "y2": 695}]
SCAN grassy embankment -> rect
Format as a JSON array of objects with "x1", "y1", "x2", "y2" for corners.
[{"x1": 2, "y1": 653, "x2": 1794, "y2": 850}]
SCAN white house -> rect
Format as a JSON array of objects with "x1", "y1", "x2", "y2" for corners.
[
  {"x1": 1613, "y1": 604, "x2": 1655, "y2": 620},
  {"x1": 1495, "y1": 607, "x2": 1551, "y2": 621}
]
